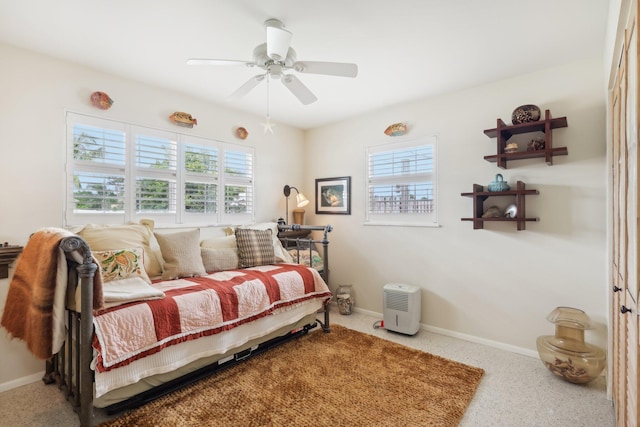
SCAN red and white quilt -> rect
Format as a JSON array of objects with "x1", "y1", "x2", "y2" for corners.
[{"x1": 92, "y1": 263, "x2": 331, "y2": 372}]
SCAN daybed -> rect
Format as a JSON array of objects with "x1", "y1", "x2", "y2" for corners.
[{"x1": 1, "y1": 222, "x2": 332, "y2": 427}]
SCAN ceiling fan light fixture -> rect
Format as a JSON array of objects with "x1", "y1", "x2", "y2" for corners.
[
  {"x1": 266, "y1": 24, "x2": 292, "y2": 61},
  {"x1": 269, "y1": 64, "x2": 283, "y2": 79}
]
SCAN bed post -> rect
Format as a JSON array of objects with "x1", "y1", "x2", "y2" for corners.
[
  {"x1": 319, "y1": 225, "x2": 332, "y2": 286},
  {"x1": 60, "y1": 236, "x2": 97, "y2": 427},
  {"x1": 320, "y1": 225, "x2": 332, "y2": 333},
  {"x1": 284, "y1": 224, "x2": 333, "y2": 333}
]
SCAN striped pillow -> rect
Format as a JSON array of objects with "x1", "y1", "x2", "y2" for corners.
[{"x1": 235, "y1": 228, "x2": 275, "y2": 268}]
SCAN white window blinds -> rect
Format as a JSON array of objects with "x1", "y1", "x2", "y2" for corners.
[
  {"x1": 66, "y1": 112, "x2": 255, "y2": 226},
  {"x1": 366, "y1": 137, "x2": 438, "y2": 226}
]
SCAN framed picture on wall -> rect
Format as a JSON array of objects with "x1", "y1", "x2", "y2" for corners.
[{"x1": 315, "y1": 176, "x2": 351, "y2": 215}]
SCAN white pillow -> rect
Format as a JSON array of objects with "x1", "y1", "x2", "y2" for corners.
[
  {"x1": 200, "y1": 235, "x2": 239, "y2": 272},
  {"x1": 154, "y1": 229, "x2": 207, "y2": 280},
  {"x1": 200, "y1": 235, "x2": 237, "y2": 249},
  {"x1": 201, "y1": 247, "x2": 239, "y2": 272}
]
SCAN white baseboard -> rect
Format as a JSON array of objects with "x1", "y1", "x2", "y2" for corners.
[
  {"x1": 352, "y1": 307, "x2": 539, "y2": 359},
  {"x1": 1, "y1": 308, "x2": 539, "y2": 393},
  {"x1": 0, "y1": 371, "x2": 44, "y2": 393}
]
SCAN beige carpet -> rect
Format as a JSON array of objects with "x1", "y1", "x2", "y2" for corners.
[{"x1": 99, "y1": 325, "x2": 484, "y2": 427}]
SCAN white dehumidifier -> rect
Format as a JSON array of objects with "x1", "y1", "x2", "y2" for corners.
[{"x1": 383, "y1": 283, "x2": 421, "y2": 335}]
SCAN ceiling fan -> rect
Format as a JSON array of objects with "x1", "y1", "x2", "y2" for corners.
[{"x1": 187, "y1": 19, "x2": 358, "y2": 105}]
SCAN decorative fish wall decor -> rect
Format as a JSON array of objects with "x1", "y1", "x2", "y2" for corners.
[
  {"x1": 235, "y1": 127, "x2": 248, "y2": 140},
  {"x1": 384, "y1": 122, "x2": 407, "y2": 136},
  {"x1": 90, "y1": 91, "x2": 114, "y2": 110},
  {"x1": 169, "y1": 112, "x2": 198, "y2": 128}
]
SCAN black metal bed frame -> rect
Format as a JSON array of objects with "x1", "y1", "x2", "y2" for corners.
[{"x1": 42, "y1": 224, "x2": 332, "y2": 426}]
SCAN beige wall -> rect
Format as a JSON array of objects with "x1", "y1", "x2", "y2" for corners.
[
  {"x1": 0, "y1": 41, "x2": 607, "y2": 389},
  {"x1": 0, "y1": 42, "x2": 304, "y2": 389},
  {"x1": 304, "y1": 56, "x2": 607, "y2": 356}
]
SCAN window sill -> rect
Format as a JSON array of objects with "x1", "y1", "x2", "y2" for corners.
[{"x1": 363, "y1": 221, "x2": 441, "y2": 228}]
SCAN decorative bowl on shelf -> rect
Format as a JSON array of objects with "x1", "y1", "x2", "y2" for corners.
[
  {"x1": 487, "y1": 174, "x2": 510, "y2": 192},
  {"x1": 511, "y1": 104, "x2": 541, "y2": 125}
]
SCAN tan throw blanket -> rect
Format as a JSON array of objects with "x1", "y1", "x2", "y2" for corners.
[{"x1": 1, "y1": 227, "x2": 103, "y2": 359}]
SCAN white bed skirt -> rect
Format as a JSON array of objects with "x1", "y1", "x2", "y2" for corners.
[{"x1": 93, "y1": 298, "x2": 323, "y2": 405}]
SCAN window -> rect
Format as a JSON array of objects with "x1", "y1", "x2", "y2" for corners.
[
  {"x1": 366, "y1": 136, "x2": 438, "y2": 226},
  {"x1": 66, "y1": 113, "x2": 254, "y2": 226}
]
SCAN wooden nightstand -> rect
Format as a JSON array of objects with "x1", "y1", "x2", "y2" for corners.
[{"x1": 0, "y1": 244, "x2": 23, "y2": 279}]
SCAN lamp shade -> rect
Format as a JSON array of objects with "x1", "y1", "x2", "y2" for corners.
[{"x1": 296, "y1": 192, "x2": 309, "y2": 208}]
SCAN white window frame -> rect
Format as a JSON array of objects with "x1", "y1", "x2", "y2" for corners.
[
  {"x1": 65, "y1": 112, "x2": 255, "y2": 227},
  {"x1": 365, "y1": 136, "x2": 439, "y2": 227}
]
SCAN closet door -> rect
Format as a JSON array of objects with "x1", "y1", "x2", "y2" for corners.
[
  {"x1": 610, "y1": 2, "x2": 640, "y2": 425},
  {"x1": 623, "y1": 10, "x2": 639, "y2": 423},
  {"x1": 611, "y1": 60, "x2": 626, "y2": 423}
]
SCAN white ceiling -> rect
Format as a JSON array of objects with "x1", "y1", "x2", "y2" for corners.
[{"x1": 0, "y1": 0, "x2": 610, "y2": 130}]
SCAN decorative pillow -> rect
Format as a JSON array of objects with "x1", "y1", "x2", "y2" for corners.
[
  {"x1": 75, "y1": 248, "x2": 163, "y2": 309},
  {"x1": 201, "y1": 247, "x2": 239, "y2": 272},
  {"x1": 288, "y1": 249, "x2": 324, "y2": 270},
  {"x1": 235, "y1": 228, "x2": 276, "y2": 268},
  {"x1": 93, "y1": 248, "x2": 152, "y2": 284},
  {"x1": 236, "y1": 222, "x2": 293, "y2": 263},
  {"x1": 200, "y1": 235, "x2": 237, "y2": 249},
  {"x1": 78, "y1": 223, "x2": 162, "y2": 278},
  {"x1": 154, "y1": 229, "x2": 207, "y2": 280}
]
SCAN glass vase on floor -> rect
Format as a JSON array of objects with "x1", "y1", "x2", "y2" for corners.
[
  {"x1": 336, "y1": 285, "x2": 354, "y2": 315},
  {"x1": 536, "y1": 306, "x2": 605, "y2": 384}
]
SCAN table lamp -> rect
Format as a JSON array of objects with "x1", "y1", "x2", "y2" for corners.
[{"x1": 283, "y1": 184, "x2": 309, "y2": 224}]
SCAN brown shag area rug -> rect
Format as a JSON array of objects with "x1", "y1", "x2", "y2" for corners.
[{"x1": 99, "y1": 325, "x2": 484, "y2": 427}]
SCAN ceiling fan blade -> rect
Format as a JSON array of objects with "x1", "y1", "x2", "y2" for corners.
[
  {"x1": 229, "y1": 74, "x2": 266, "y2": 98},
  {"x1": 187, "y1": 58, "x2": 251, "y2": 66},
  {"x1": 292, "y1": 61, "x2": 358, "y2": 78},
  {"x1": 282, "y1": 74, "x2": 318, "y2": 105},
  {"x1": 265, "y1": 19, "x2": 292, "y2": 61}
]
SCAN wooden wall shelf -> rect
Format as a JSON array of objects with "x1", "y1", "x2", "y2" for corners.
[
  {"x1": 461, "y1": 181, "x2": 539, "y2": 230},
  {"x1": 483, "y1": 110, "x2": 568, "y2": 169}
]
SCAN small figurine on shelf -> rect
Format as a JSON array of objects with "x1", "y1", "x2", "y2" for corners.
[
  {"x1": 505, "y1": 142, "x2": 519, "y2": 153},
  {"x1": 482, "y1": 206, "x2": 502, "y2": 218},
  {"x1": 527, "y1": 137, "x2": 545, "y2": 151},
  {"x1": 504, "y1": 204, "x2": 517, "y2": 218}
]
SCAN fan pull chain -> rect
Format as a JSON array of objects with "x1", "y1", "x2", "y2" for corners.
[{"x1": 263, "y1": 75, "x2": 274, "y2": 133}]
